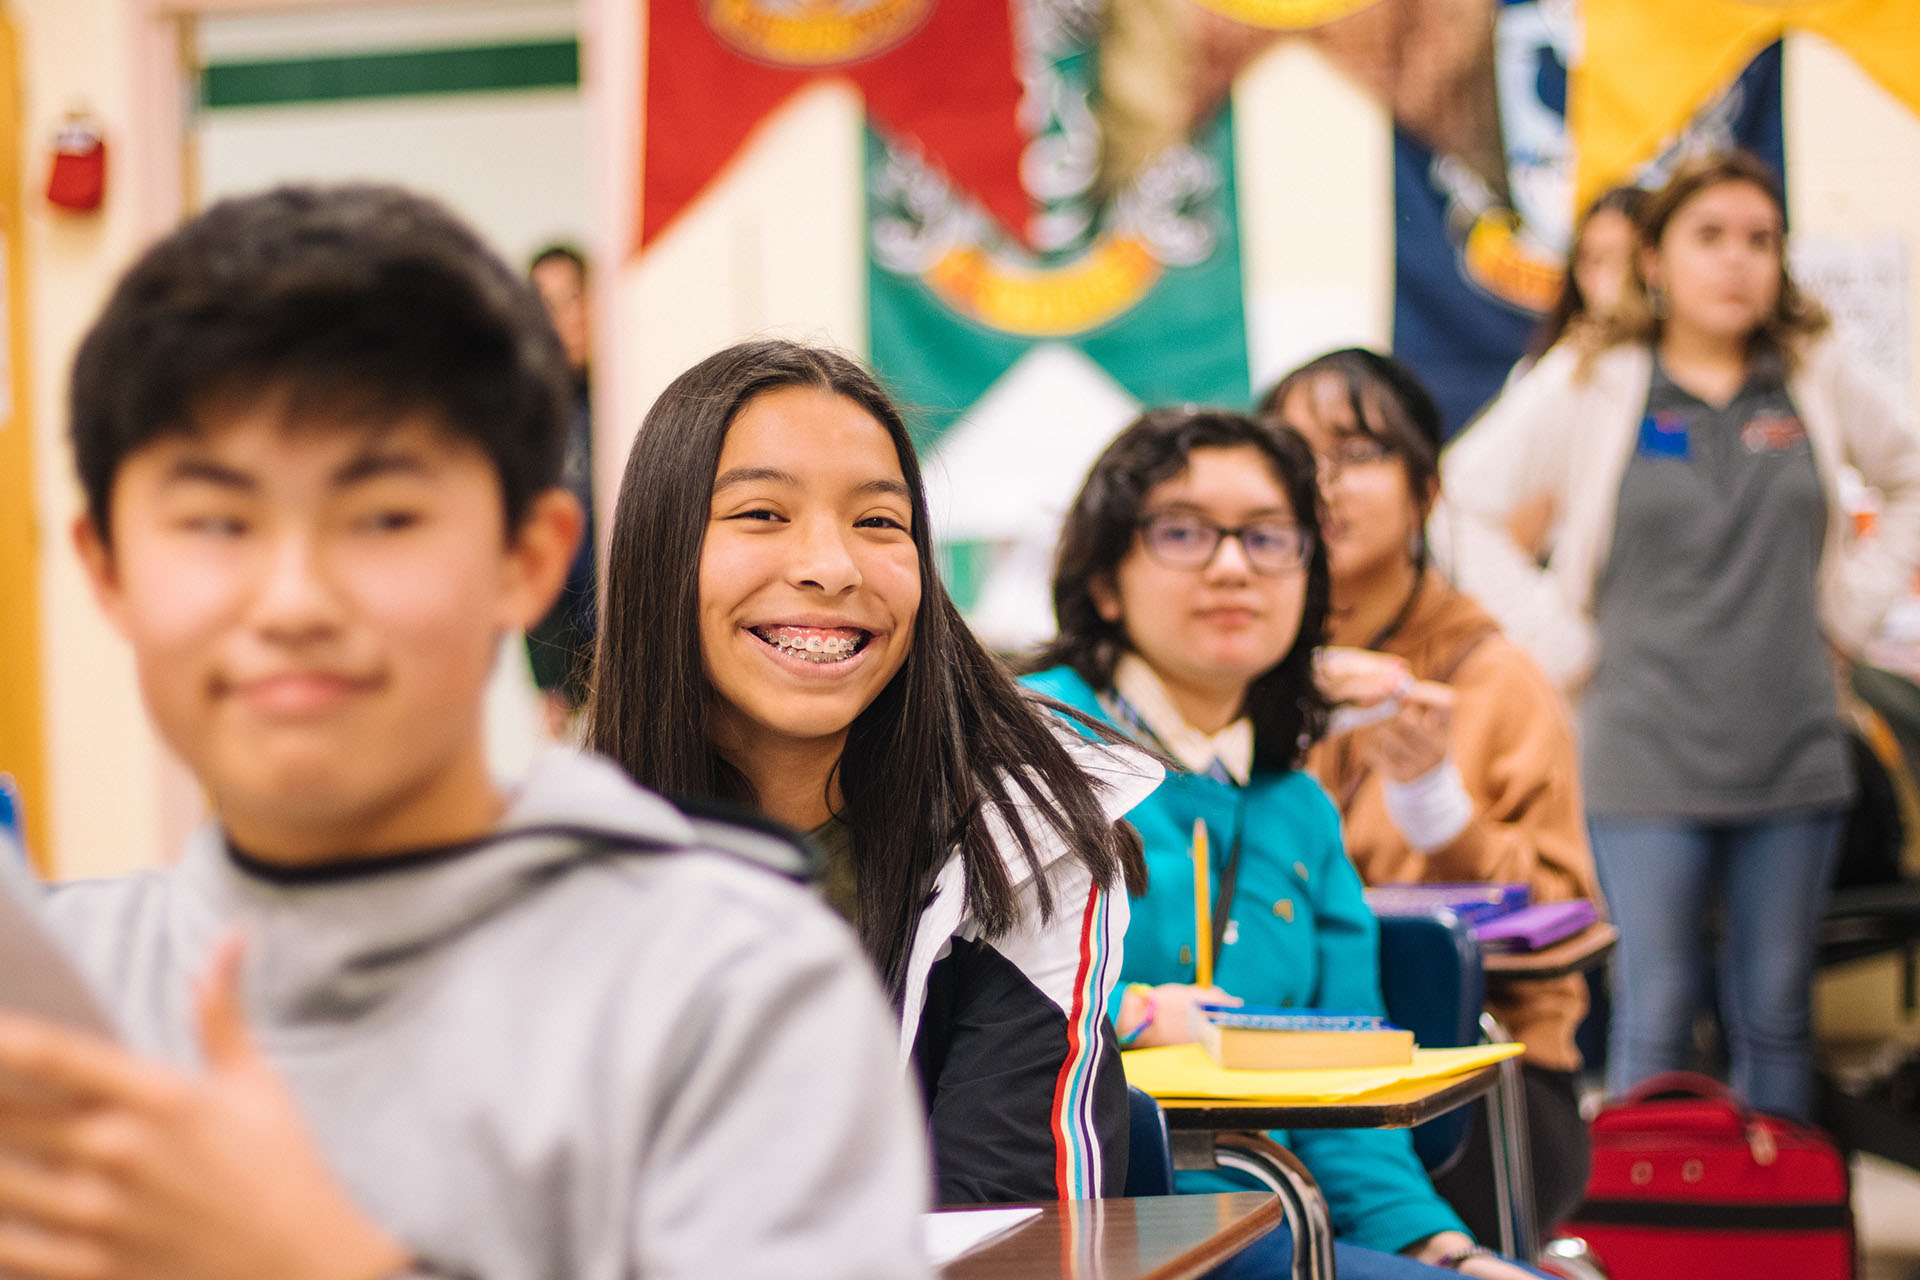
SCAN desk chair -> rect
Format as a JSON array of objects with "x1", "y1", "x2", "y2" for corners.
[
  {"x1": 1376, "y1": 911, "x2": 1484, "y2": 1176},
  {"x1": 1813, "y1": 673, "x2": 1920, "y2": 1175},
  {"x1": 1125, "y1": 1084, "x2": 1175, "y2": 1196},
  {"x1": 1375, "y1": 909, "x2": 1536, "y2": 1261}
]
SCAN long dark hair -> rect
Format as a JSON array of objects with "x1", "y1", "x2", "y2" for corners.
[
  {"x1": 1590, "y1": 150, "x2": 1829, "y2": 374},
  {"x1": 1029, "y1": 407, "x2": 1331, "y2": 771},
  {"x1": 1526, "y1": 184, "x2": 1647, "y2": 359},
  {"x1": 588, "y1": 338, "x2": 1142, "y2": 995}
]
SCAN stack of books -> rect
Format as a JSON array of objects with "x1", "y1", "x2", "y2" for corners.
[{"x1": 1190, "y1": 1004, "x2": 1414, "y2": 1070}]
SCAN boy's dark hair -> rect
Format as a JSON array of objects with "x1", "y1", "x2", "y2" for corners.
[
  {"x1": 1028, "y1": 407, "x2": 1332, "y2": 770},
  {"x1": 587, "y1": 338, "x2": 1143, "y2": 996},
  {"x1": 71, "y1": 184, "x2": 571, "y2": 540}
]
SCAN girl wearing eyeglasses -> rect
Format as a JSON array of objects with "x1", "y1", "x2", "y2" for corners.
[
  {"x1": 1025, "y1": 409, "x2": 1538, "y2": 1278},
  {"x1": 1264, "y1": 348, "x2": 1599, "y2": 1248}
]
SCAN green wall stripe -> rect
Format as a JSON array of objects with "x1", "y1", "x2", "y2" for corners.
[{"x1": 201, "y1": 40, "x2": 579, "y2": 109}]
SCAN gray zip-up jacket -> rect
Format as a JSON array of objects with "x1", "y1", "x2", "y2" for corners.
[{"x1": 43, "y1": 750, "x2": 931, "y2": 1280}]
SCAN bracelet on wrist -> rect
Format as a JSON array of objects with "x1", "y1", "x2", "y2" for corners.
[
  {"x1": 1116, "y1": 983, "x2": 1156, "y2": 1047},
  {"x1": 383, "y1": 1259, "x2": 479, "y2": 1280},
  {"x1": 1433, "y1": 1243, "x2": 1493, "y2": 1270}
]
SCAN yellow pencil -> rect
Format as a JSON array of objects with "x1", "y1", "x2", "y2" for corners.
[{"x1": 1192, "y1": 818, "x2": 1211, "y2": 988}]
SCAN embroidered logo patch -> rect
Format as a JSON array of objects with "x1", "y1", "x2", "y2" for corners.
[{"x1": 1742, "y1": 413, "x2": 1807, "y2": 453}]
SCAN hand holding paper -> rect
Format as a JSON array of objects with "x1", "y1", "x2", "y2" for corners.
[
  {"x1": 1360, "y1": 680, "x2": 1455, "y2": 783},
  {"x1": 0, "y1": 935, "x2": 407, "y2": 1280}
]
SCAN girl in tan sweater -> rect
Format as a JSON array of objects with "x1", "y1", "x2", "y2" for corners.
[{"x1": 1266, "y1": 347, "x2": 1601, "y2": 1247}]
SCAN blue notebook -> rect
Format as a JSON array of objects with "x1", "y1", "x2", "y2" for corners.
[{"x1": 1197, "y1": 1005, "x2": 1397, "y2": 1033}]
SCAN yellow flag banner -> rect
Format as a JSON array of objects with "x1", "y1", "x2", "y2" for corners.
[
  {"x1": 1574, "y1": 0, "x2": 1920, "y2": 210},
  {"x1": 0, "y1": 10, "x2": 44, "y2": 869}
]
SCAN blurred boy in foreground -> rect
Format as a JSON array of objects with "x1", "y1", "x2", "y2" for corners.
[{"x1": 0, "y1": 184, "x2": 928, "y2": 1280}]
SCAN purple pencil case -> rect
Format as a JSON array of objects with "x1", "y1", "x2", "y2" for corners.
[{"x1": 1473, "y1": 900, "x2": 1598, "y2": 952}]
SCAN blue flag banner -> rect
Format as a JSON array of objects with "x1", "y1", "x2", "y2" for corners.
[{"x1": 1393, "y1": 0, "x2": 1783, "y2": 437}]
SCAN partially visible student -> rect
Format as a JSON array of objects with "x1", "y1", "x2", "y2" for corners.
[
  {"x1": 587, "y1": 338, "x2": 1160, "y2": 1205},
  {"x1": 1486, "y1": 187, "x2": 1649, "y2": 560},
  {"x1": 1526, "y1": 186, "x2": 1647, "y2": 366},
  {"x1": 525, "y1": 243, "x2": 597, "y2": 731},
  {"x1": 1266, "y1": 348, "x2": 1598, "y2": 1244},
  {"x1": 1446, "y1": 150, "x2": 1920, "y2": 1120},
  {"x1": 0, "y1": 187, "x2": 928, "y2": 1280},
  {"x1": 1026, "y1": 408, "x2": 1539, "y2": 1279}
]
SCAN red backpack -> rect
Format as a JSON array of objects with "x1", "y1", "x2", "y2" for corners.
[{"x1": 1555, "y1": 1072, "x2": 1854, "y2": 1279}]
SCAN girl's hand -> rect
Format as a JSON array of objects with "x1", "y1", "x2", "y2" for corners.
[
  {"x1": 1314, "y1": 647, "x2": 1411, "y2": 709},
  {"x1": 1505, "y1": 493, "x2": 1556, "y2": 561},
  {"x1": 1119, "y1": 985, "x2": 1240, "y2": 1049},
  {"x1": 1406, "y1": 1231, "x2": 1537, "y2": 1279},
  {"x1": 1358, "y1": 680, "x2": 1455, "y2": 783},
  {"x1": 0, "y1": 935, "x2": 409, "y2": 1280}
]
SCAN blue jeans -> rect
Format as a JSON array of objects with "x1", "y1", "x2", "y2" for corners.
[
  {"x1": 1203, "y1": 1234, "x2": 1551, "y2": 1279},
  {"x1": 1589, "y1": 809, "x2": 1844, "y2": 1120}
]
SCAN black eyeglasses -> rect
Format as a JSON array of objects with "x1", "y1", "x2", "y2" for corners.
[
  {"x1": 1136, "y1": 513, "x2": 1314, "y2": 575},
  {"x1": 1315, "y1": 434, "x2": 1395, "y2": 483}
]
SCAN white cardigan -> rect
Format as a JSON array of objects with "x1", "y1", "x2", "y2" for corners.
[{"x1": 1438, "y1": 338, "x2": 1920, "y2": 694}]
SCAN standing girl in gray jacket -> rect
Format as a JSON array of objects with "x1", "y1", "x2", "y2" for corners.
[{"x1": 1445, "y1": 150, "x2": 1920, "y2": 1119}]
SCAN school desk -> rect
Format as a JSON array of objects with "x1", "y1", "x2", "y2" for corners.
[
  {"x1": 1146, "y1": 1059, "x2": 1508, "y2": 1280},
  {"x1": 936, "y1": 1192, "x2": 1282, "y2": 1280}
]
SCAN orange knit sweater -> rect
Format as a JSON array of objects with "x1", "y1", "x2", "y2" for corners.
[{"x1": 1308, "y1": 573, "x2": 1601, "y2": 1071}]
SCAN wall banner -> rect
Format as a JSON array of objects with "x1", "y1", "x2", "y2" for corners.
[
  {"x1": 865, "y1": 0, "x2": 1251, "y2": 637},
  {"x1": 1393, "y1": 0, "x2": 1783, "y2": 436},
  {"x1": 868, "y1": 109, "x2": 1249, "y2": 447},
  {"x1": 639, "y1": 0, "x2": 1026, "y2": 250}
]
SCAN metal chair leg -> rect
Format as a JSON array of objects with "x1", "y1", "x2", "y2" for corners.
[
  {"x1": 1480, "y1": 1012, "x2": 1539, "y2": 1262},
  {"x1": 1211, "y1": 1132, "x2": 1338, "y2": 1280},
  {"x1": 1538, "y1": 1235, "x2": 1611, "y2": 1280}
]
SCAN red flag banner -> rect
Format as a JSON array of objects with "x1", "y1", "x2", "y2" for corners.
[{"x1": 639, "y1": 0, "x2": 1026, "y2": 252}]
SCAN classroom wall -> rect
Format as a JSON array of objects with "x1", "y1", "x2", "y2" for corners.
[
  {"x1": 15, "y1": 4, "x2": 1920, "y2": 877},
  {"x1": 195, "y1": 2, "x2": 586, "y2": 267},
  {"x1": 14, "y1": 0, "x2": 592, "y2": 877},
  {"x1": 14, "y1": 0, "x2": 169, "y2": 878}
]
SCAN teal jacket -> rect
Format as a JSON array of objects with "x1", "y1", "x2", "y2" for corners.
[{"x1": 1025, "y1": 667, "x2": 1469, "y2": 1255}]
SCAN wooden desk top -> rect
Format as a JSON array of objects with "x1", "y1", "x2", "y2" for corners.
[
  {"x1": 937, "y1": 1192, "x2": 1281, "y2": 1280},
  {"x1": 1482, "y1": 921, "x2": 1617, "y2": 980},
  {"x1": 1151, "y1": 1062, "x2": 1501, "y2": 1131}
]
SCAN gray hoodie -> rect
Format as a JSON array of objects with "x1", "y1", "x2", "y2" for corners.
[{"x1": 44, "y1": 750, "x2": 931, "y2": 1280}]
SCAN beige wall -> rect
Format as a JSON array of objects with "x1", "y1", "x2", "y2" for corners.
[
  {"x1": 1787, "y1": 32, "x2": 1920, "y2": 415},
  {"x1": 16, "y1": 0, "x2": 176, "y2": 878}
]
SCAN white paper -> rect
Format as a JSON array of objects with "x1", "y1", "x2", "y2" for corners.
[
  {"x1": 921, "y1": 1206, "x2": 1041, "y2": 1266},
  {"x1": 1790, "y1": 236, "x2": 1911, "y2": 417},
  {"x1": 0, "y1": 848, "x2": 117, "y2": 1040}
]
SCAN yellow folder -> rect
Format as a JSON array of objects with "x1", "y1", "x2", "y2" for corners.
[{"x1": 1122, "y1": 1042, "x2": 1524, "y2": 1104}]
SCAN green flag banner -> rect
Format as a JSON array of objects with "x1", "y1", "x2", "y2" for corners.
[
  {"x1": 864, "y1": 3, "x2": 1250, "y2": 641},
  {"x1": 868, "y1": 107, "x2": 1250, "y2": 448}
]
